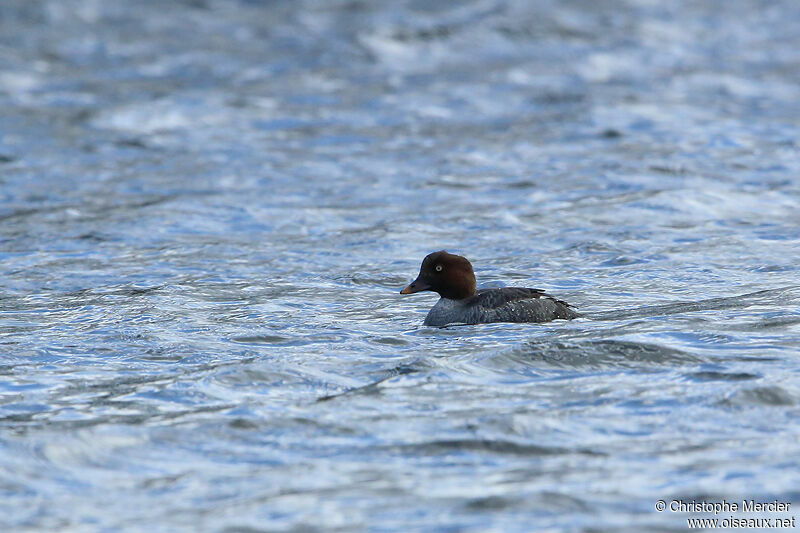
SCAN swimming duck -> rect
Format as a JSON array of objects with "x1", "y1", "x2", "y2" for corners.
[{"x1": 400, "y1": 251, "x2": 579, "y2": 326}]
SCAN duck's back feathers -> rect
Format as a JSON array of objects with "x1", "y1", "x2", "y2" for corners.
[
  {"x1": 423, "y1": 287, "x2": 580, "y2": 326},
  {"x1": 471, "y1": 287, "x2": 548, "y2": 307}
]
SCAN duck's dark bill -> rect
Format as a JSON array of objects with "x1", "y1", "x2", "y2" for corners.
[{"x1": 400, "y1": 279, "x2": 429, "y2": 294}]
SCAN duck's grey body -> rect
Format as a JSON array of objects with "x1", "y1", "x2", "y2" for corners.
[{"x1": 423, "y1": 287, "x2": 580, "y2": 327}]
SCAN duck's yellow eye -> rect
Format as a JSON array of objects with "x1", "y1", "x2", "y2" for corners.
[{"x1": 435, "y1": 264, "x2": 443, "y2": 272}]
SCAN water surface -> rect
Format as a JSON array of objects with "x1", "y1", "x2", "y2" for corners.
[{"x1": 1, "y1": 0, "x2": 799, "y2": 531}]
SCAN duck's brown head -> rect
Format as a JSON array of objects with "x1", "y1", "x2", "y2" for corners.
[{"x1": 400, "y1": 250, "x2": 476, "y2": 301}]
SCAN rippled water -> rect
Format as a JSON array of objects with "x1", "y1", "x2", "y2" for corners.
[{"x1": 2, "y1": 0, "x2": 799, "y2": 531}]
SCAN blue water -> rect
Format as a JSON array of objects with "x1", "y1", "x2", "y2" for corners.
[{"x1": 1, "y1": 0, "x2": 799, "y2": 531}]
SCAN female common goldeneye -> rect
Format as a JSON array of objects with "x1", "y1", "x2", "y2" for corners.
[{"x1": 400, "y1": 251, "x2": 579, "y2": 326}]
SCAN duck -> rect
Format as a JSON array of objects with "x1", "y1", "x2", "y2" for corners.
[{"x1": 400, "y1": 250, "x2": 579, "y2": 326}]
